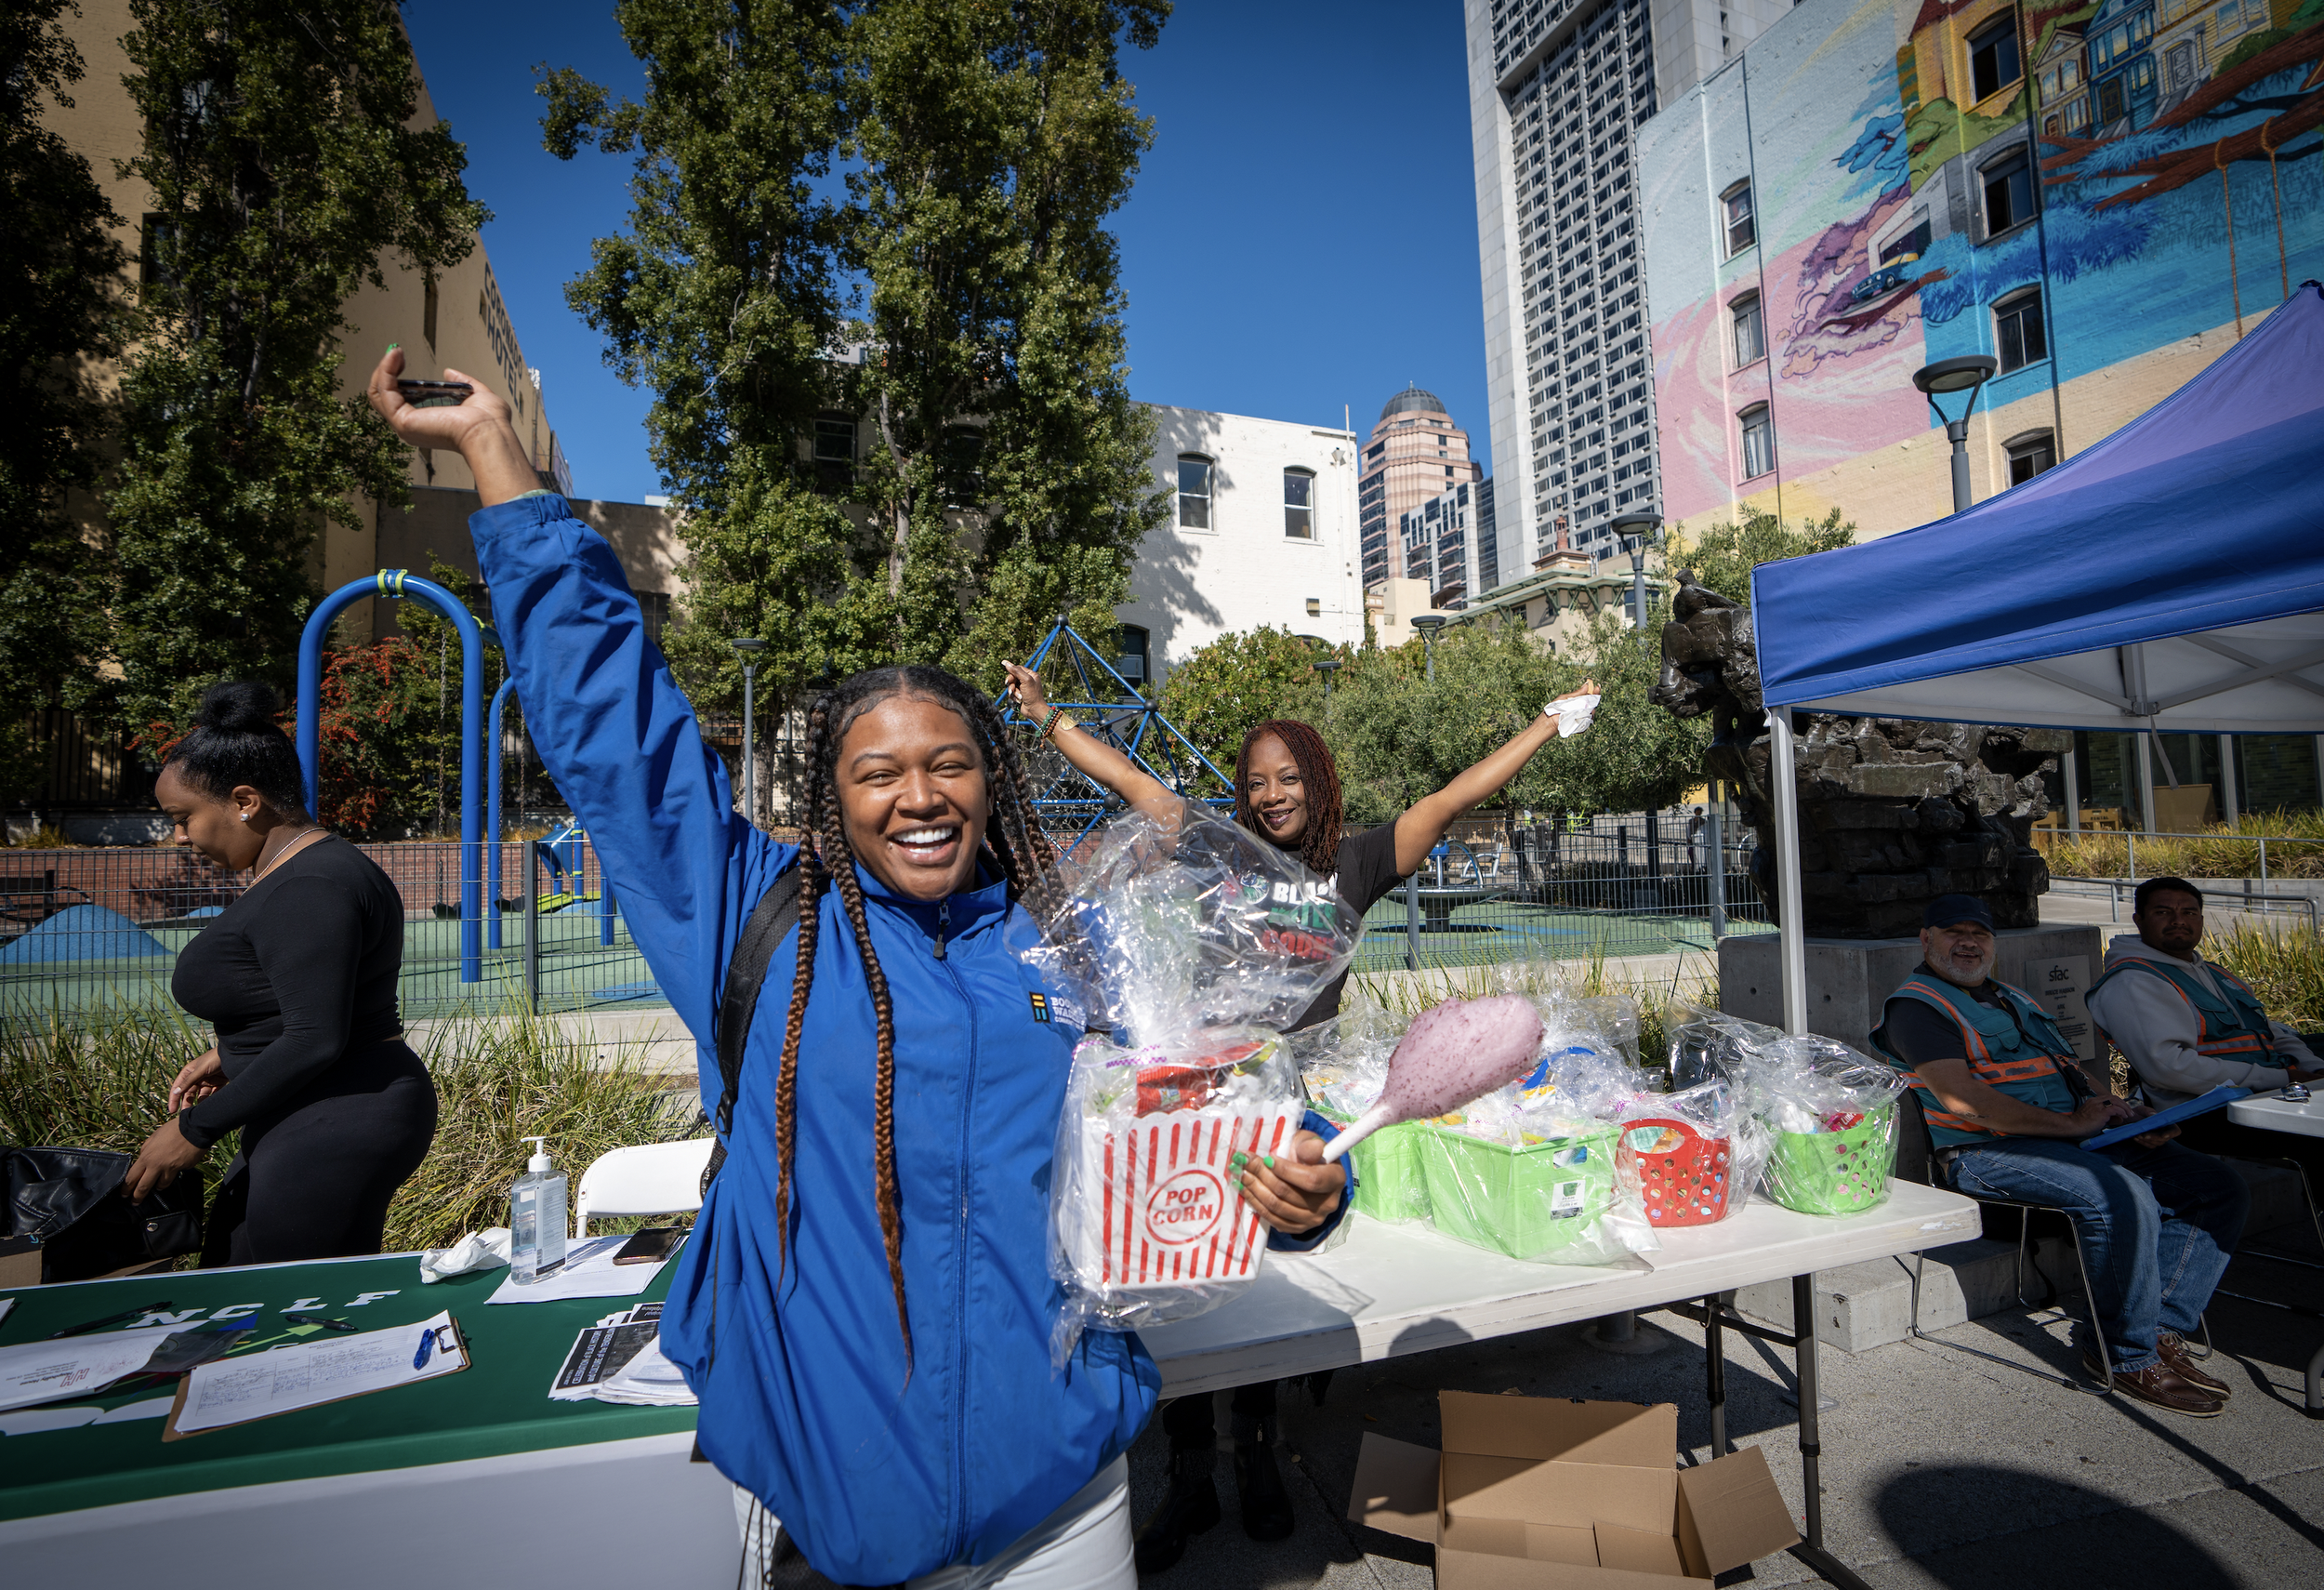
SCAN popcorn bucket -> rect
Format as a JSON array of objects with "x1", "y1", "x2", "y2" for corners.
[
  {"x1": 1419, "y1": 1125, "x2": 1618, "y2": 1261},
  {"x1": 1765, "y1": 1103, "x2": 1895, "y2": 1215},
  {"x1": 1621, "y1": 1118, "x2": 1735, "y2": 1228},
  {"x1": 1068, "y1": 1108, "x2": 1303, "y2": 1292}
]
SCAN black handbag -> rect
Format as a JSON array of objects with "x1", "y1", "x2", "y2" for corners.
[{"x1": 2, "y1": 1145, "x2": 205, "y2": 1283}]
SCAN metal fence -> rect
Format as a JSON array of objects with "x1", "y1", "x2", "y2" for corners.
[
  {"x1": 2, "y1": 812, "x2": 1768, "y2": 1030},
  {"x1": 0, "y1": 839, "x2": 657, "y2": 1031}
]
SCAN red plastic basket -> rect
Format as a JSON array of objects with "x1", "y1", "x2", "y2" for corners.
[{"x1": 1622, "y1": 1118, "x2": 1734, "y2": 1228}]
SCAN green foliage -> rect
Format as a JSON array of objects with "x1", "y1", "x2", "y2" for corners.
[
  {"x1": 1672, "y1": 507, "x2": 1855, "y2": 609},
  {"x1": 2043, "y1": 809, "x2": 2324, "y2": 881},
  {"x1": 2209, "y1": 921, "x2": 2324, "y2": 1031},
  {"x1": 1154, "y1": 626, "x2": 1344, "y2": 784},
  {"x1": 2217, "y1": 28, "x2": 2291, "y2": 74},
  {"x1": 0, "y1": 1, "x2": 128, "y2": 723},
  {"x1": 544, "y1": 0, "x2": 1171, "y2": 722},
  {"x1": 1324, "y1": 619, "x2": 1706, "y2": 826},
  {"x1": 97, "y1": 1, "x2": 487, "y2": 733}
]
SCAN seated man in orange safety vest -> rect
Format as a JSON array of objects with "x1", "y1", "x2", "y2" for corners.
[
  {"x1": 2088, "y1": 873, "x2": 2324, "y2": 1206},
  {"x1": 1873, "y1": 894, "x2": 2249, "y2": 1419}
]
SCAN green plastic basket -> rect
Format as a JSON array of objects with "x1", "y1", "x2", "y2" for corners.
[
  {"x1": 1315, "y1": 1107, "x2": 1431, "y2": 1224},
  {"x1": 1419, "y1": 1125, "x2": 1618, "y2": 1261},
  {"x1": 1765, "y1": 1103, "x2": 1896, "y2": 1215}
]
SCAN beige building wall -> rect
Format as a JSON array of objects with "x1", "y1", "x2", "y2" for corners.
[{"x1": 45, "y1": 1, "x2": 598, "y2": 644}]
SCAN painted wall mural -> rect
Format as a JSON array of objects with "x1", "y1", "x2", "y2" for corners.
[{"x1": 1641, "y1": 0, "x2": 2324, "y2": 528}]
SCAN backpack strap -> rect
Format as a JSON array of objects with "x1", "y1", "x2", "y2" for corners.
[{"x1": 700, "y1": 856, "x2": 804, "y2": 1196}]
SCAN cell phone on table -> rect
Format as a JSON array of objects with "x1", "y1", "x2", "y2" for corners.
[
  {"x1": 614, "y1": 1227, "x2": 684, "y2": 1265},
  {"x1": 396, "y1": 378, "x2": 474, "y2": 408}
]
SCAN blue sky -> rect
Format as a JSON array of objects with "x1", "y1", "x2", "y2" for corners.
[{"x1": 401, "y1": 1, "x2": 1492, "y2": 505}]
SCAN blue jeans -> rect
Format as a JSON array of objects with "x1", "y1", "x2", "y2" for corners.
[{"x1": 1944, "y1": 1137, "x2": 2249, "y2": 1373}]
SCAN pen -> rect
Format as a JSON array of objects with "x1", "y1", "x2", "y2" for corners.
[
  {"x1": 47, "y1": 1300, "x2": 173, "y2": 1340},
  {"x1": 415, "y1": 1324, "x2": 453, "y2": 1370}
]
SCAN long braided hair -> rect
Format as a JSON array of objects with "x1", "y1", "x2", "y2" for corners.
[
  {"x1": 1234, "y1": 718, "x2": 1344, "y2": 876},
  {"x1": 772, "y1": 665, "x2": 1059, "y2": 1375}
]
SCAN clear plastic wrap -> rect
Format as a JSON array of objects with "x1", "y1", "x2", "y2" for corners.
[
  {"x1": 1663, "y1": 1006, "x2": 1906, "y2": 1216},
  {"x1": 1032, "y1": 803, "x2": 1362, "y2": 1353},
  {"x1": 1300, "y1": 1014, "x2": 1432, "y2": 1225}
]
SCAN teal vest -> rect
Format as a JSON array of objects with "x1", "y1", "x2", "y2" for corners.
[
  {"x1": 2089, "y1": 954, "x2": 2287, "y2": 1070},
  {"x1": 1872, "y1": 974, "x2": 2080, "y2": 1147}
]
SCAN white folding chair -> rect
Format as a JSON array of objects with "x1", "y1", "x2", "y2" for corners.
[{"x1": 574, "y1": 1137, "x2": 717, "y2": 1238}]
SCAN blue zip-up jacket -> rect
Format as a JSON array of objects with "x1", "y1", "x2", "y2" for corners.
[{"x1": 470, "y1": 495, "x2": 1347, "y2": 1584}]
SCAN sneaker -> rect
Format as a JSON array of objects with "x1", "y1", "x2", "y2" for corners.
[
  {"x1": 1133, "y1": 1447, "x2": 1221, "y2": 1574},
  {"x1": 2158, "y1": 1333, "x2": 2233, "y2": 1398},
  {"x1": 2081, "y1": 1348, "x2": 2225, "y2": 1418}
]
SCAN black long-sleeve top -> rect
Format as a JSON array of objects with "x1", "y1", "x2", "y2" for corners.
[{"x1": 171, "y1": 834, "x2": 406, "y2": 1149}]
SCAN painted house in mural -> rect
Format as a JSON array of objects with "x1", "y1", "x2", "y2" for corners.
[{"x1": 1637, "y1": 0, "x2": 2324, "y2": 817}]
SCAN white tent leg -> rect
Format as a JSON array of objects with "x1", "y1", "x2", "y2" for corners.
[
  {"x1": 1771, "y1": 709, "x2": 1808, "y2": 1038},
  {"x1": 2218, "y1": 735, "x2": 2238, "y2": 826}
]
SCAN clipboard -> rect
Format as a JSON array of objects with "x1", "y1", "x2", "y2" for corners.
[
  {"x1": 2078, "y1": 1085, "x2": 2248, "y2": 1152},
  {"x1": 163, "y1": 1310, "x2": 469, "y2": 1440}
]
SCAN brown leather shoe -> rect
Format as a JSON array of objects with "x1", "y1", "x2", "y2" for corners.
[
  {"x1": 2159, "y1": 1333, "x2": 2233, "y2": 1398},
  {"x1": 2082, "y1": 1349, "x2": 2225, "y2": 1417}
]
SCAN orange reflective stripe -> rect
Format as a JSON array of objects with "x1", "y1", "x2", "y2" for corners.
[
  {"x1": 2198, "y1": 1034, "x2": 2271, "y2": 1058},
  {"x1": 1980, "y1": 1054, "x2": 2062, "y2": 1084},
  {"x1": 1904, "y1": 1078, "x2": 1995, "y2": 1137},
  {"x1": 1906, "y1": 981, "x2": 1992, "y2": 1064}
]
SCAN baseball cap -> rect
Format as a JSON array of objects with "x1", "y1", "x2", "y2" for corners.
[{"x1": 1924, "y1": 894, "x2": 1995, "y2": 931}]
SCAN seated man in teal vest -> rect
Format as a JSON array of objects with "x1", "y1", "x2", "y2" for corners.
[
  {"x1": 1873, "y1": 894, "x2": 2249, "y2": 1419},
  {"x1": 2089, "y1": 873, "x2": 2323, "y2": 1204}
]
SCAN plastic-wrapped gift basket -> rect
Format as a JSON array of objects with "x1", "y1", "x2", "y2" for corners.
[
  {"x1": 1028, "y1": 802, "x2": 1361, "y2": 1352},
  {"x1": 1399, "y1": 979, "x2": 1659, "y2": 1266},
  {"x1": 1300, "y1": 1016, "x2": 1431, "y2": 1225},
  {"x1": 1618, "y1": 1076, "x2": 1768, "y2": 1228}
]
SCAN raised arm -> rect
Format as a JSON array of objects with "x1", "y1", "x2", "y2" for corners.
[
  {"x1": 1001, "y1": 661, "x2": 1183, "y2": 828},
  {"x1": 366, "y1": 350, "x2": 786, "y2": 1090},
  {"x1": 1391, "y1": 680, "x2": 1598, "y2": 875}
]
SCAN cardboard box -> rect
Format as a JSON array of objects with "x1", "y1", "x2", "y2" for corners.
[{"x1": 1349, "y1": 1392, "x2": 1801, "y2": 1587}]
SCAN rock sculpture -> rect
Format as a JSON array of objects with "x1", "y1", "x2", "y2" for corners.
[{"x1": 1649, "y1": 569, "x2": 2069, "y2": 938}]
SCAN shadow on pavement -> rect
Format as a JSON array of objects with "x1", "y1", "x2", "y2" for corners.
[{"x1": 1872, "y1": 1465, "x2": 2240, "y2": 1588}]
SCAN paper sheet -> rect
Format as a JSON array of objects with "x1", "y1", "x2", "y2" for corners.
[
  {"x1": 165, "y1": 1310, "x2": 466, "y2": 1438},
  {"x1": 0, "y1": 1324, "x2": 185, "y2": 1414},
  {"x1": 484, "y1": 1234, "x2": 677, "y2": 1305}
]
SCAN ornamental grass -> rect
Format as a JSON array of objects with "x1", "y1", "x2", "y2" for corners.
[
  {"x1": 2207, "y1": 921, "x2": 2324, "y2": 1032},
  {"x1": 0, "y1": 1000, "x2": 697, "y2": 1258},
  {"x1": 2043, "y1": 809, "x2": 2324, "y2": 880}
]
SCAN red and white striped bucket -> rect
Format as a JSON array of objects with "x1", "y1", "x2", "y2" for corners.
[{"x1": 1076, "y1": 1108, "x2": 1301, "y2": 1291}]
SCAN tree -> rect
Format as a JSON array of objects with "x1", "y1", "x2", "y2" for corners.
[
  {"x1": 1154, "y1": 625, "x2": 1345, "y2": 786},
  {"x1": 1671, "y1": 507, "x2": 1854, "y2": 608},
  {"x1": 0, "y1": 0, "x2": 129, "y2": 772},
  {"x1": 842, "y1": 0, "x2": 1172, "y2": 687},
  {"x1": 99, "y1": 0, "x2": 487, "y2": 734}
]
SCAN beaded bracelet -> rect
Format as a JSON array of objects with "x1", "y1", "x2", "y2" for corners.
[{"x1": 1039, "y1": 706, "x2": 1067, "y2": 739}]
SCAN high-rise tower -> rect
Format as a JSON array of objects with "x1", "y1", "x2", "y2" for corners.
[
  {"x1": 1357, "y1": 385, "x2": 1485, "y2": 590},
  {"x1": 1464, "y1": 0, "x2": 1789, "y2": 566}
]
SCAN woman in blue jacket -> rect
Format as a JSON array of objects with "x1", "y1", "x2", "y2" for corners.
[{"x1": 368, "y1": 352, "x2": 1349, "y2": 1588}]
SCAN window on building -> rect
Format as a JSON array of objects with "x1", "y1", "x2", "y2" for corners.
[
  {"x1": 1730, "y1": 291, "x2": 1765, "y2": 366},
  {"x1": 1738, "y1": 404, "x2": 1776, "y2": 481},
  {"x1": 812, "y1": 417, "x2": 855, "y2": 489},
  {"x1": 1969, "y1": 12, "x2": 2022, "y2": 102},
  {"x1": 1994, "y1": 286, "x2": 2048, "y2": 372},
  {"x1": 1981, "y1": 147, "x2": 2036, "y2": 236},
  {"x1": 1722, "y1": 180, "x2": 1755, "y2": 256},
  {"x1": 423, "y1": 274, "x2": 440, "y2": 349},
  {"x1": 1116, "y1": 623, "x2": 1151, "y2": 687},
  {"x1": 1176, "y1": 455, "x2": 1213, "y2": 529},
  {"x1": 638, "y1": 591, "x2": 671, "y2": 643},
  {"x1": 139, "y1": 214, "x2": 175, "y2": 287},
  {"x1": 2004, "y1": 431, "x2": 2057, "y2": 485}
]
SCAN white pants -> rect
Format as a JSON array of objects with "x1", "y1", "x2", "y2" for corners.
[{"x1": 732, "y1": 1456, "x2": 1134, "y2": 1590}]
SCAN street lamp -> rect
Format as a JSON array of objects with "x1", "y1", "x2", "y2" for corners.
[
  {"x1": 1410, "y1": 614, "x2": 1447, "y2": 682},
  {"x1": 1911, "y1": 355, "x2": 1998, "y2": 516},
  {"x1": 732, "y1": 638, "x2": 767, "y2": 825},
  {"x1": 1314, "y1": 655, "x2": 1341, "y2": 704},
  {"x1": 1610, "y1": 510, "x2": 1661, "y2": 652}
]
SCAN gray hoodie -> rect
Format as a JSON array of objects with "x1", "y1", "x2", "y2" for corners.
[{"x1": 2087, "y1": 933, "x2": 2318, "y2": 1106}]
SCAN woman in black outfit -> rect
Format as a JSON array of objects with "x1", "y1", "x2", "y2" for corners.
[
  {"x1": 1002, "y1": 662, "x2": 1598, "y2": 1571},
  {"x1": 124, "y1": 683, "x2": 437, "y2": 1265}
]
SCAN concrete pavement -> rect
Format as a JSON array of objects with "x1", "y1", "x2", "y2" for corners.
[{"x1": 1125, "y1": 1216, "x2": 2324, "y2": 1587}]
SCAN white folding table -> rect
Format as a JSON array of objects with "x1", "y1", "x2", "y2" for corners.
[
  {"x1": 1148, "y1": 1179, "x2": 1982, "y2": 1589},
  {"x1": 2222, "y1": 1088, "x2": 2324, "y2": 1412}
]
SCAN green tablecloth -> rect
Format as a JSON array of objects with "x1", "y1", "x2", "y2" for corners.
[{"x1": 0, "y1": 1251, "x2": 695, "y2": 1522}]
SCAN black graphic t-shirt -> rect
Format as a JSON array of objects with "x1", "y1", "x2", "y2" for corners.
[{"x1": 1291, "y1": 818, "x2": 1405, "y2": 1030}]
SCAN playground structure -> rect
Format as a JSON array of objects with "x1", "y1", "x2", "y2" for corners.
[{"x1": 993, "y1": 615, "x2": 1234, "y2": 847}]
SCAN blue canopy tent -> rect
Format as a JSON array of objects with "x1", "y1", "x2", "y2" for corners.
[{"x1": 1748, "y1": 281, "x2": 2324, "y2": 1035}]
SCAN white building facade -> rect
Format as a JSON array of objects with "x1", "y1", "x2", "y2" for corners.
[
  {"x1": 1462, "y1": 0, "x2": 1790, "y2": 563},
  {"x1": 1120, "y1": 404, "x2": 1367, "y2": 685}
]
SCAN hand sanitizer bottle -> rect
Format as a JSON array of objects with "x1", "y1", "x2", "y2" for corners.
[{"x1": 509, "y1": 1136, "x2": 568, "y2": 1284}]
